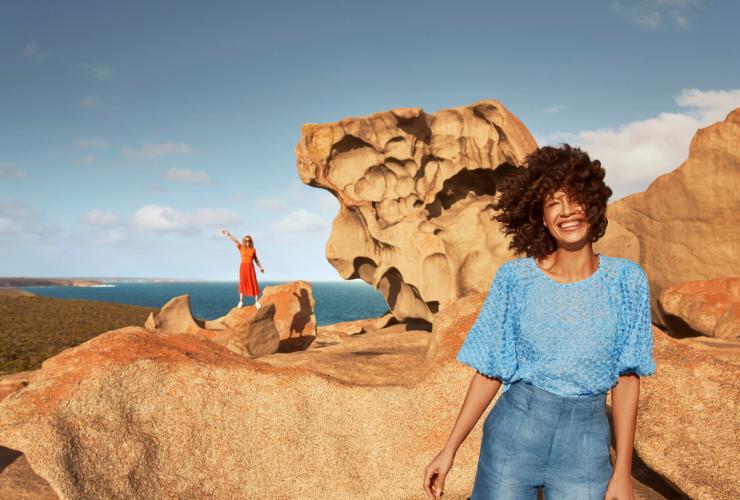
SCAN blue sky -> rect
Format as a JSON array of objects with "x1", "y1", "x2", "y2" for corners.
[{"x1": 1, "y1": 0, "x2": 738, "y2": 280}]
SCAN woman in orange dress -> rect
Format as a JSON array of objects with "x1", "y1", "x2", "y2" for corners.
[{"x1": 222, "y1": 229, "x2": 264, "y2": 308}]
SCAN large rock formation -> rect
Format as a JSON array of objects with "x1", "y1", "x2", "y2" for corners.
[
  {"x1": 207, "y1": 281, "x2": 318, "y2": 351},
  {"x1": 606, "y1": 329, "x2": 740, "y2": 499},
  {"x1": 0, "y1": 327, "x2": 483, "y2": 499},
  {"x1": 1, "y1": 314, "x2": 722, "y2": 498},
  {"x1": 296, "y1": 99, "x2": 537, "y2": 323},
  {"x1": 143, "y1": 294, "x2": 280, "y2": 357},
  {"x1": 659, "y1": 278, "x2": 740, "y2": 339},
  {"x1": 208, "y1": 304, "x2": 280, "y2": 357},
  {"x1": 144, "y1": 295, "x2": 206, "y2": 335},
  {"x1": 595, "y1": 108, "x2": 740, "y2": 328},
  {"x1": 145, "y1": 281, "x2": 320, "y2": 357}
]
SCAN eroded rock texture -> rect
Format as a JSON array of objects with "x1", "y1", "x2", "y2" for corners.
[
  {"x1": 659, "y1": 277, "x2": 740, "y2": 339},
  {"x1": 296, "y1": 99, "x2": 537, "y2": 323},
  {"x1": 144, "y1": 281, "x2": 320, "y2": 357},
  {"x1": 0, "y1": 328, "x2": 478, "y2": 499},
  {"x1": 596, "y1": 108, "x2": 740, "y2": 329}
]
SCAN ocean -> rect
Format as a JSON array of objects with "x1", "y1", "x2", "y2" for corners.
[{"x1": 21, "y1": 281, "x2": 390, "y2": 326}]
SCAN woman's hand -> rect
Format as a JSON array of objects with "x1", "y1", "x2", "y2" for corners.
[
  {"x1": 604, "y1": 470, "x2": 634, "y2": 500},
  {"x1": 423, "y1": 448, "x2": 455, "y2": 498},
  {"x1": 259, "y1": 267, "x2": 265, "y2": 273},
  {"x1": 222, "y1": 229, "x2": 230, "y2": 236}
]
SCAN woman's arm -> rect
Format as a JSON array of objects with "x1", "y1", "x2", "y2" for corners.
[
  {"x1": 610, "y1": 374, "x2": 640, "y2": 478},
  {"x1": 253, "y1": 252, "x2": 264, "y2": 272},
  {"x1": 222, "y1": 229, "x2": 239, "y2": 245},
  {"x1": 606, "y1": 265, "x2": 656, "y2": 498},
  {"x1": 443, "y1": 372, "x2": 502, "y2": 453},
  {"x1": 423, "y1": 372, "x2": 502, "y2": 498}
]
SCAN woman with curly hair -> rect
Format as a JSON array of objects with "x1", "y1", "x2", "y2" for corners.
[{"x1": 423, "y1": 144, "x2": 656, "y2": 500}]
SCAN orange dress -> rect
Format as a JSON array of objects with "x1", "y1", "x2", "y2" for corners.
[{"x1": 236, "y1": 243, "x2": 260, "y2": 296}]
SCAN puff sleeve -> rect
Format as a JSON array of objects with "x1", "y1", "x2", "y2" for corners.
[
  {"x1": 456, "y1": 263, "x2": 518, "y2": 383},
  {"x1": 617, "y1": 266, "x2": 657, "y2": 377}
]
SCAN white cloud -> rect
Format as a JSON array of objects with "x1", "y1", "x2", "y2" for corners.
[
  {"x1": 79, "y1": 95, "x2": 100, "y2": 108},
  {"x1": 132, "y1": 205, "x2": 240, "y2": 235},
  {"x1": 22, "y1": 40, "x2": 50, "y2": 59},
  {"x1": 99, "y1": 229, "x2": 128, "y2": 245},
  {"x1": 74, "y1": 155, "x2": 97, "y2": 166},
  {"x1": 0, "y1": 164, "x2": 25, "y2": 177},
  {"x1": 543, "y1": 104, "x2": 567, "y2": 114},
  {"x1": 76, "y1": 137, "x2": 108, "y2": 148},
  {"x1": 123, "y1": 142, "x2": 192, "y2": 159},
  {"x1": 319, "y1": 193, "x2": 338, "y2": 212},
  {"x1": 79, "y1": 209, "x2": 121, "y2": 227},
  {"x1": 79, "y1": 63, "x2": 114, "y2": 80},
  {"x1": 0, "y1": 201, "x2": 41, "y2": 235},
  {"x1": 163, "y1": 167, "x2": 212, "y2": 184},
  {"x1": 275, "y1": 209, "x2": 329, "y2": 233},
  {"x1": 254, "y1": 198, "x2": 289, "y2": 211},
  {"x1": 541, "y1": 88, "x2": 740, "y2": 200},
  {"x1": 674, "y1": 88, "x2": 740, "y2": 123},
  {"x1": 85, "y1": 227, "x2": 129, "y2": 245},
  {"x1": 611, "y1": 0, "x2": 706, "y2": 30}
]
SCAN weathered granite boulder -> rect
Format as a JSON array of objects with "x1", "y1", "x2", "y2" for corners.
[
  {"x1": 659, "y1": 277, "x2": 740, "y2": 339},
  {"x1": 296, "y1": 99, "x2": 538, "y2": 323},
  {"x1": 144, "y1": 294, "x2": 206, "y2": 335},
  {"x1": 146, "y1": 281, "x2": 320, "y2": 358},
  {"x1": 0, "y1": 327, "x2": 482, "y2": 499},
  {"x1": 425, "y1": 292, "x2": 486, "y2": 364},
  {"x1": 208, "y1": 281, "x2": 318, "y2": 351},
  {"x1": 595, "y1": 108, "x2": 740, "y2": 327},
  {"x1": 209, "y1": 303, "x2": 280, "y2": 357},
  {"x1": 316, "y1": 312, "x2": 395, "y2": 336},
  {"x1": 0, "y1": 371, "x2": 36, "y2": 402},
  {"x1": 605, "y1": 328, "x2": 740, "y2": 499},
  {"x1": 0, "y1": 318, "x2": 714, "y2": 498}
]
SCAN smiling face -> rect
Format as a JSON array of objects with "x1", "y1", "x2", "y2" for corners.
[
  {"x1": 542, "y1": 188, "x2": 591, "y2": 247},
  {"x1": 242, "y1": 236, "x2": 253, "y2": 247}
]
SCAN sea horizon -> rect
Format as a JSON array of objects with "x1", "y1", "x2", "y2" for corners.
[{"x1": 17, "y1": 280, "x2": 390, "y2": 326}]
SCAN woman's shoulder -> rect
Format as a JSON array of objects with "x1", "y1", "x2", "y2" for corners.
[
  {"x1": 601, "y1": 254, "x2": 647, "y2": 279},
  {"x1": 492, "y1": 257, "x2": 531, "y2": 289}
]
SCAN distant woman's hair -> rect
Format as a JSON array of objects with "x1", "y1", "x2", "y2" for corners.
[{"x1": 492, "y1": 143, "x2": 613, "y2": 259}]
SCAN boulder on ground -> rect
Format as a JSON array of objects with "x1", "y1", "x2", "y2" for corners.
[
  {"x1": 143, "y1": 294, "x2": 205, "y2": 335},
  {"x1": 316, "y1": 312, "x2": 394, "y2": 336},
  {"x1": 0, "y1": 327, "x2": 479, "y2": 499},
  {"x1": 206, "y1": 281, "x2": 319, "y2": 352},
  {"x1": 659, "y1": 277, "x2": 740, "y2": 339},
  {"x1": 209, "y1": 304, "x2": 280, "y2": 357},
  {"x1": 606, "y1": 327, "x2": 740, "y2": 499},
  {"x1": 425, "y1": 292, "x2": 486, "y2": 364},
  {"x1": 595, "y1": 108, "x2": 740, "y2": 327}
]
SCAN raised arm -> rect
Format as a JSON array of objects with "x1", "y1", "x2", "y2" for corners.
[{"x1": 222, "y1": 229, "x2": 239, "y2": 245}]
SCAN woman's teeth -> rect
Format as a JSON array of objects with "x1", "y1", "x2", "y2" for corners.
[{"x1": 559, "y1": 221, "x2": 583, "y2": 231}]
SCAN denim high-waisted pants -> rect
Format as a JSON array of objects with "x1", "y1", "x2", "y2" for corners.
[{"x1": 470, "y1": 380, "x2": 612, "y2": 500}]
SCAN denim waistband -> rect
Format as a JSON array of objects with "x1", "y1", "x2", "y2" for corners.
[{"x1": 506, "y1": 380, "x2": 607, "y2": 416}]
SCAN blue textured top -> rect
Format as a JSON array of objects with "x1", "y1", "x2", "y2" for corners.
[{"x1": 455, "y1": 254, "x2": 657, "y2": 397}]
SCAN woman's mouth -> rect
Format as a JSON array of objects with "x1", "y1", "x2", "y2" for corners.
[{"x1": 558, "y1": 220, "x2": 584, "y2": 232}]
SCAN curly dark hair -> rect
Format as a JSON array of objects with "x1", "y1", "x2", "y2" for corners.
[{"x1": 492, "y1": 143, "x2": 613, "y2": 259}]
